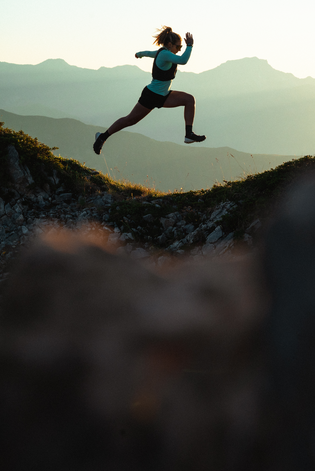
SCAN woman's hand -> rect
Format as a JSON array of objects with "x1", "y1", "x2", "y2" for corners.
[{"x1": 184, "y1": 32, "x2": 194, "y2": 46}]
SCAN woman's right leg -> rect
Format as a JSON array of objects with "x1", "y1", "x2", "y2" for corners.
[
  {"x1": 163, "y1": 91, "x2": 206, "y2": 144},
  {"x1": 93, "y1": 103, "x2": 151, "y2": 155}
]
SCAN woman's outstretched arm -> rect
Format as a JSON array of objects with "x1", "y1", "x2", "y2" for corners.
[{"x1": 135, "y1": 50, "x2": 157, "y2": 59}]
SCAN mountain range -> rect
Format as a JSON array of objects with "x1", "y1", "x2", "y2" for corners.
[
  {"x1": 0, "y1": 109, "x2": 294, "y2": 192},
  {"x1": 1, "y1": 57, "x2": 315, "y2": 155}
]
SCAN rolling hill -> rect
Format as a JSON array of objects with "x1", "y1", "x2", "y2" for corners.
[{"x1": 0, "y1": 109, "x2": 295, "y2": 192}]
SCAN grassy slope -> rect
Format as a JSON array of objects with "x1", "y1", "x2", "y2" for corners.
[
  {"x1": 0, "y1": 109, "x2": 295, "y2": 193},
  {"x1": 1, "y1": 123, "x2": 315, "y2": 242}
]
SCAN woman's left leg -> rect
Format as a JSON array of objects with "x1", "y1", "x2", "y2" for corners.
[
  {"x1": 163, "y1": 91, "x2": 206, "y2": 143},
  {"x1": 93, "y1": 103, "x2": 151, "y2": 155}
]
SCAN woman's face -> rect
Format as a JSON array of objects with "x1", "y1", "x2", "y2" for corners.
[{"x1": 168, "y1": 41, "x2": 182, "y2": 54}]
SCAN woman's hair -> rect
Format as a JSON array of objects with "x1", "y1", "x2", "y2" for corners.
[{"x1": 153, "y1": 26, "x2": 182, "y2": 47}]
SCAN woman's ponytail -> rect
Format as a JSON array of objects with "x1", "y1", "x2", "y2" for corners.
[{"x1": 153, "y1": 26, "x2": 181, "y2": 47}]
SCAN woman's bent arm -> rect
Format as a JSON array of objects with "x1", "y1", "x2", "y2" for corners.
[{"x1": 157, "y1": 45, "x2": 192, "y2": 67}]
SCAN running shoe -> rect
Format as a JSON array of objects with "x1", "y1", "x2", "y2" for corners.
[
  {"x1": 93, "y1": 132, "x2": 105, "y2": 155},
  {"x1": 185, "y1": 132, "x2": 206, "y2": 144}
]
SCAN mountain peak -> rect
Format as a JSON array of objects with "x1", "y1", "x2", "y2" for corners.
[
  {"x1": 36, "y1": 58, "x2": 71, "y2": 69},
  {"x1": 196, "y1": 56, "x2": 304, "y2": 93},
  {"x1": 226, "y1": 56, "x2": 268, "y2": 65},
  {"x1": 217, "y1": 57, "x2": 279, "y2": 74}
]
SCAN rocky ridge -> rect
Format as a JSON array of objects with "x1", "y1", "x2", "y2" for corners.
[{"x1": 0, "y1": 144, "x2": 261, "y2": 284}]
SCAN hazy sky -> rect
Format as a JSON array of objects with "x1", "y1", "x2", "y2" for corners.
[{"x1": 1, "y1": 0, "x2": 315, "y2": 77}]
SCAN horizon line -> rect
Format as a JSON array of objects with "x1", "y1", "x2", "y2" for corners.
[{"x1": 1, "y1": 57, "x2": 315, "y2": 80}]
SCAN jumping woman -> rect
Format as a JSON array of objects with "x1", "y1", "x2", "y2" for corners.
[{"x1": 93, "y1": 26, "x2": 206, "y2": 155}]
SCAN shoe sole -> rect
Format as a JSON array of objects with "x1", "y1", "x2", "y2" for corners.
[{"x1": 184, "y1": 137, "x2": 206, "y2": 144}]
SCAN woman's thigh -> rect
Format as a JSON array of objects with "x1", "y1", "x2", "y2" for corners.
[
  {"x1": 163, "y1": 91, "x2": 194, "y2": 108},
  {"x1": 108, "y1": 102, "x2": 151, "y2": 134},
  {"x1": 127, "y1": 102, "x2": 152, "y2": 122}
]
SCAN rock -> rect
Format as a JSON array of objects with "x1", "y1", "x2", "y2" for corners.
[
  {"x1": 167, "y1": 240, "x2": 184, "y2": 252},
  {"x1": 5, "y1": 232, "x2": 20, "y2": 245},
  {"x1": 160, "y1": 217, "x2": 176, "y2": 230},
  {"x1": 190, "y1": 247, "x2": 201, "y2": 256},
  {"x1": 43, "y1": 183, "x2": 51, "y2": 194},
  {"x1": 120, "y1": 232, "x2": 134, "y2": 242},
  {"x1": 215, "y1": 232, "x2": 235, "y2": 255},
  {"x1": 184, "y1": 223, "x2": 195, "y2": 234},
  {"x1": 1, "y1": 215, "x2": 13, "y2": 229},
  {"x1": 247, "y1": 219, "x2": 262, "y2": 233},
  {"x1": 5, "y1": 204, "x2": 13, "y2": 217},
  {"x1": 210, "y1": 201, "x2": 236, "y2": 223},
  {"x1": 217, "y1": 240, "x2": 234, "y2": 256},
  {"x1": 185, "y1": 228, "x2": 203, "y2": 245},
  {"x1": 244, "y1": 233, "x2": 253, "y2": 247},
  {"x1": 143, "y1": 214, "x2": 154, "y2": 223},
  {"x1": 130, "y1": 247, "x2": 149, "y2": 259},
  {"x1": 206, "y1": 226, "x2": 223, "y2": 244},
  {"x1": 0, "y1": 198, "x2": 5, "y2": 217},
  {"x1": 56, "y1": 186, "x2": 66, "y2": 195},
  {"x1": 157, "y1": 255, "x2": 170, "y2": 266},
  {"x1": 36, "y1": 189, "x2": 49, "y2": 200},
  {"x1": 202, "y1": 243, "x2": 215, "y2": 255},
  {"x1": 102, "y1": 193, "x2": 113, "y2": 204},
  {"x1": 12, "y1": 203, "x2": 23, "y2": 213},
  {"x1": 12, "y1": 213, "x2": 24, "y2": 225},
  {"x1": 57, "y1": 193, "x2": 73, "y2": 202},
  {"x1": 23, "y1": 164, "x2": 34, "y2": 185},
  {"x1": 156, "y1": 233, "x2": 167, "y2": 245},
  {"x1": 37, "y1": 195, "x2": 45, "y2": 206},
  {"x1": 221, "y1": 232, "x2": 234, "y2": 244},
  {"x1": 108, "y1": 233, "x2": 120, "y2": 244},
  {"x1": 6, "y1": 146, "x2": 26, "y2": 183},
  {"x1": 6, "y1": 145, "x2": 34, "y2": 185}
]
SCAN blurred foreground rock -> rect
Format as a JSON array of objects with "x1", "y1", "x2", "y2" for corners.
[
  {"x1": 261, "y1": 171, "x2": 315, "y2": 470},
  {"x1": 0, "y1": 230, "x2": 265, "y2": 471}
]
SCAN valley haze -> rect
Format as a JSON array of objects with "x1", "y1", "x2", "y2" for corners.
[{"x1": 1, "y1": 57, "x2": 315, "y2": 155}]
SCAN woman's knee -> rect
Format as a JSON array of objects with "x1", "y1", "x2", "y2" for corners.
[
  {"x1": 187, "y1": 94, "x2": 195, "y2": 106},
  {"x1": 181, "y1": 93, "x2": 195, "y2": 107}
]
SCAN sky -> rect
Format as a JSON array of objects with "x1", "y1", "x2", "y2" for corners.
[{"x1": 1, "y1": 0, "x2": 315, "y2": 78}]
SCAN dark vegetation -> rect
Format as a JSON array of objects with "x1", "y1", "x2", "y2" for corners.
[
  {"x1": 1, "y1": 123, "x2": 315, "y2": 241},
  {"x1": 0, "y1": 123, "x2": 156, "y2": 200}
]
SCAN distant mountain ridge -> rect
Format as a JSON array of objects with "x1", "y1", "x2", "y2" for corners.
[
  {"x1": 1, "y1": 57, "x2": 315, "y2": 154},
  {"x1": 200, "y1": 57, "x2": 314, "y2": 92}
]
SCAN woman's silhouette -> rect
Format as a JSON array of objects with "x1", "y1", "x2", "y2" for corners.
[{"x1": 93, "y1": 26, "x2": 205, "y2": 155}]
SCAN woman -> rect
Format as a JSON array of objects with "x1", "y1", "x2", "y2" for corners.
[{"x1": 93, "y1": 26, "x2": 205, "y2": 155}]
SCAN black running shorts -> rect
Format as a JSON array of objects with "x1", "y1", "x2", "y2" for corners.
[{"x1": 138, "y1": 86, "x2": 172, "y2": 110}]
